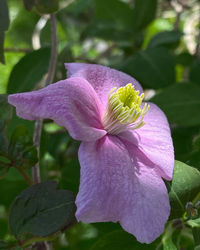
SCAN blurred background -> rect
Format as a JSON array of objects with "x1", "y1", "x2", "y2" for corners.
[{"x1": 1, "y1": 0, "x2": 200, "y2": 249}]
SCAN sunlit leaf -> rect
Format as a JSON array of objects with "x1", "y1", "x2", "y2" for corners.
[
  {"x1": 187, "y1": 218, "x2": 200, "y2": 228},
  {"x1": 163, "y1": 237, "x2": 177, "y2": 250},
  {"x1": 167, "y1": 161, "x2": 200, "y2": 219}
]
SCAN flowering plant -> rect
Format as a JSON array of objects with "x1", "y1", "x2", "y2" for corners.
[{"x1": 8, "y1": 63, "x2": 174, "y2": 243}]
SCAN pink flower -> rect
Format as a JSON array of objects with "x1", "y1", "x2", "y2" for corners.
[{"x1": 8, "y1": 63, "x2": 174, "y2": 243}]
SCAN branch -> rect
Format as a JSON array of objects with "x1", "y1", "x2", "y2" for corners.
[
  {"x1": 32, "y1": 13, "x2": 58, "y2": 184},
  {"x1": 17, "y1": 167, "x2": 33, "y2": 186}
]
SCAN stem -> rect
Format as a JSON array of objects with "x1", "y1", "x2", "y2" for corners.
[
  {"x1": 45, "y1": 14, "x2": 58, "y2": 87},
  {"x1": 18, "y1": 232, "x2": 59, "y2": 248},
  {"x1": 17, "y1": 167, "x2": 33, "y2": 186},
  {"x1": 32, "y1": 13, "x2": 58, "y2": 185},
  {"x1": 33, "y1": 119, "x2": 43, "y2": 184},
  {"x1": 173, "y1": 11, "x2": 182, "y2": 30}
]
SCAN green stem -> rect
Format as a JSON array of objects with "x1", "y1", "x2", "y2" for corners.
[
  {"x1": 32, "y1": 13, "x2": 58, "y2": 185},
  {"x1": 19, "y1": 233, "x2": 59, "y2": 248}
]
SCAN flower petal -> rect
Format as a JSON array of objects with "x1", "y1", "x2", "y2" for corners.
[
  {"x1": 76, "y1": 135, "x2": 170, "y2": 243},
  {"x1": 8, "y1": 77, "x2": 106, "y2": 142},
  {"x1": 119, "y1": 102, "x2": 174, "y2": 180},
  {"x1": 65, "y1": 63, "x2": 143, "y2": 110}
]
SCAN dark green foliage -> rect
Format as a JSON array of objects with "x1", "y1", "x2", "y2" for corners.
[
  {"x1": 0, "y1": 0, "x2": 10, "y2": 63},
  {"x1": 150, "y1": 83, "x2": 200, "y2": 126},
  {"x1": 23, "y1": 0, "x2": 36, "y2": 11},
  {"x1": 189, "y1": 59, "x2": 200, "y2": 86},
  {"x1": 148, "y1": 30, "x2": 183, "y2": 49},
  {"x1": 9, "y1": 180, "x2": 76, "y2": 238},
  {"x1": 131, "y1": 0, "x2": 157, "y2": 32},
  {"x1": 0, "y1": 0, "x2": 10, "y2": 32},
  {"x1": 35, "y1": 0, "x2": 59, "y2": 14},
  {"x1": 90, "y1": 230, "x2": 159, "y2": 250},
  {"x1": 1, "y1": 0, "x2": 200, "y2": 249},
  {"x1": 121, "y1": 48, "x2": 175, "y2": 89},
  {"x1": 0, "y1": 240, "x2": 10, "y2": 249},
  {"x1": 8, "y1": 126, "x2": 38, "y2": 169},
  {"x1": 0, "y1": 95, "x2": 12, "y2": 122},
  {"x1": 7, "y1": 48, "x2": 50, "y2": 94}
]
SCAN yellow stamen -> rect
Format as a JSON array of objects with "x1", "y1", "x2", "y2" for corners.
[{"x1": 102, "y1": 83, "x2": 150, "y2": 135}]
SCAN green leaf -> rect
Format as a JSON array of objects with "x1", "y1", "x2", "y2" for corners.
[
  {"x1": 90, "y1": 230, "x2": 159, "y2": 250},
  {"x1": 0, "y1": 32, "x2": 5, "y2": 64},
  {"x1": 0, "y1": 159, "x2": 9, "y2": 179},
  {"x1": 163, "y1": 237, "x2": 177, "y2": 250},
  {"x1": 0, "y1": 169, "x2": 27, "y2": 207},
  {"x1": 187, "y1": 217, "x2": 200, "y2": 228},
  {"x1": 0, "y1": 240, "x2": 10, "y2": 249},
  {"x1": 0, "y1": 121, "x2": 8, "y2": 153},
  {"x1": 23, "y1": 0, "x2": 36, "y2": 11},
  {"x1": 35, "y1": 0, "x2": 59, "y2": 14},
  {"x1": 61, "y1": 158, "x2": 80, "y2": 193},
  {"x1": 148, "y1": 30, "x2": 183, "y2": 49},
  {"x1": 132, "y1": 0, "x2": 157, "y2": 32},
  {"x1": 167, "y1": 161, "x2": 200, "y2": 219},
  {"x1": 94, "y1": 0, "x2": 133, "y2": 30},
  {"x1": 0, "y1": 0, "x2": 10, "y2": 64},
  {"x1": 7, "y1": 47, "x2": 50, "y2": 94},
  {"x1": 9, "y1": 180, "x2": 75, "y2": 238},
  {"x1": 150, "y1": 83, "x2": 200, "y2": 126},
  {"x1": 0, "y1": 95, "x2": 12, "y2": 122},
  {"x1": 189, "y1": 59, "x2": 200, "y2": 86},
  {"x1": 83, "y1": 0, "x2": 133, "y2": 41},
  {"x1": 8, "y1": 126, "x2": 38, "y2": 169},
  {"x1": 121, "y1": 48, "x2": 175, "y2": 89},
  {"x1": 0, "y1": 0, "x2": 10, "y2": 32},
  {"x1": 66, "y1": 0, "x2": 93, "y2": 15},
  {"x1": 83, "y1": 21, "x2": 132, "y2": 41},
  {"x1": 176, "y1": 52, "x2": 194, "y2": 66}
]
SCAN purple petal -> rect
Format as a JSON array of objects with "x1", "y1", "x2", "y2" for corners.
[
  {"x1": 119, "y1": 102, "x2": 174, "y2": 180},
  {"x1": 65, "y1": 63, "x2": 143, "y2": 110},
  {"x1": 76, "y1": 135, "x2": 170, "y2": 243},
  {"x1": 8, "y1": 77, "x2": 107, "y2": 142}
]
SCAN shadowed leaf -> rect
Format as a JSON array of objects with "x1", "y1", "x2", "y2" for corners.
[{"x1": 9, "y1": 180, "x2": 76, "y2": 238}]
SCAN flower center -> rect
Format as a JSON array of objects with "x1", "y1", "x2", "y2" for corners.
[{"x1": 102, "y1": 83, "x2": 150, "y2": 135}]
